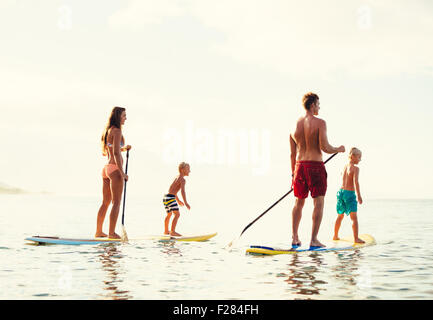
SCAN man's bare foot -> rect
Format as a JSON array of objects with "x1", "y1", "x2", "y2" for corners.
[
  {"x1": 310, "y1": 240, "x2": 326, "y2": 248},
  {"x1": 164, "y1": 231, "x2": 170, "y2": 235},
  {"x1": 292, "y1": 237, "x2": 302, "y2": 247},
  {"x1": 333, "y1": 235, "x2": 340, "y2": 240},
  {"x1": 108, "y1": 233, "x2": 121, "y2": 239},
  {"x1": 354, "y1": 238, "x2": 365, "y2": 244},
  {"x1": 170, "y1": 231, "x2": 182, "y2": 237},
  {"x1": 95, "y1": 232, "x2": 107, "y2": 238}
]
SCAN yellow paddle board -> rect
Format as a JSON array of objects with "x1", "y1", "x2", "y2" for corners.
[{"x1": 142, "y1": 232, "x2": 217, "y2": 242}]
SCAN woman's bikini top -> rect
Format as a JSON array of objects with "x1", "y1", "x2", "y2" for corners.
[
  {"x1": 107, "y1": 141, "x2": 125, "y2": 148},
  {"x1": 105, "y1": 128, "x2": 124, "y2": 153}
]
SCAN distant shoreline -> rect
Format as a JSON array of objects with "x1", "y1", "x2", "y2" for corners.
[
  {"x1": 0, "y1": 184, "x2": 50, "y2": 195},
  {"x1": 0, "y1": 186, "x2": 28, "y2": 194}
]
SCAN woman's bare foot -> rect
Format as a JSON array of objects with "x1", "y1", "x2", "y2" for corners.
[
  {"x1": 354, "y1": 238, "x2": 365, "y2": 244},
  {"x1": 310, "y1": 240, "x2": 326, "y2": 248},
  {"x1": 108, "y1": 233, "x2": 121, "y2": 239},
  {"x1": 95, "y1": 232, "x2": 107, "y2": 238},
  {"x1": 164, "y1": 231, "x2": 170, "y2": 235},
  {"x1": 170, "y1": 231, "x2": 182, "y2": 237},
  {"x1": 333, "y1": 235, "x2": 340, "y2": 240}
]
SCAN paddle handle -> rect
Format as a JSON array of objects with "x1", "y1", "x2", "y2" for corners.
[
  {"x1": 323, "y1": 152, "x2": 338, "y2": 165},
  {"x1": 121, "y1": 149, "x2": 129, "y2": 225}
]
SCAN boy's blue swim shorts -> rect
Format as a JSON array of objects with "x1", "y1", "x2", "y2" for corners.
[{"x1": 336, "y1": 189, "x2": 357, "y2": 215}]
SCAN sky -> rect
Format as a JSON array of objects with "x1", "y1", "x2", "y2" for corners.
[{"x1": 1, "y1": 0, "x2": 433, "y2": 202}]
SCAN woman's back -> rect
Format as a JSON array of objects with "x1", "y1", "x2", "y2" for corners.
[{"x1": 105, "y1": 127, "x2": 124, "y2": 165}]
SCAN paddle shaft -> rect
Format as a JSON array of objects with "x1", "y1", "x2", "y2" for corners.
[
  {"x1": 239, "y1": 152, "x2": 338, "y2": 237},
  {"x1": 121, "y1": 149, "x2": 129, "y2": 226}
]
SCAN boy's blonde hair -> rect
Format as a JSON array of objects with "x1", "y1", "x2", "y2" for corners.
[
  {"x1": 349, "y1": 147, "x2": 362, "y2": 158},
  {"x1": 178, "y1": 162, "x2": 190, "y2": 172}
]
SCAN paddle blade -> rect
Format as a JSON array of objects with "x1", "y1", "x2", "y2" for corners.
[
  {"x1": 121, "y1": 226, "x2": 129, "y2": 243},
  {"x1": 224, "y1": 236, "x2": 240, "y2": 251}
]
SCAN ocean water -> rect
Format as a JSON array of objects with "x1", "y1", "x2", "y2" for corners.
[{"x1": 1, "y1": 193, "x2": 432, "y2": 300}]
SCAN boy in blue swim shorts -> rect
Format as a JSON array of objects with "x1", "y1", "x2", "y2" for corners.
[{"x1": 333, "y1": 148, "x2": 365, "y2": 244}]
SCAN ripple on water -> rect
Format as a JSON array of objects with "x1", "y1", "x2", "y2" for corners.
[{"x1": 33, "y1": 293, "x2": 52, "y2": 297}]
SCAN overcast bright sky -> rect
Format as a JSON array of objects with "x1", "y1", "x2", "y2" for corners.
[{"x1": 1, "y1": 0, "x2": 432, "y2": 202}]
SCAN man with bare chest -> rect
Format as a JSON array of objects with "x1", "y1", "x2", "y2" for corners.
[{"x1": 289, "y1": 92, "x2": 345, "y2": 248}]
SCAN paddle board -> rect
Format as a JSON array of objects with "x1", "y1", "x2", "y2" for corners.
[
  {"x1": 143, "y1": 232, "x2": 217, "y2": 242},
  {"x1": 246, "y1": 234, "x2": 375, "y2": 255},
  {"x1": 25, "y1": 232, "x2": 217, "y2": 245}
]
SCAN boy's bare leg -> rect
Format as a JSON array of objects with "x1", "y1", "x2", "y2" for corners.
[
  {"x1": 170, "y1": 211, "x2": 182, "y2": 236},
  {"x1": 310, "y1": 196, "x2": 326, "y2": 247},
  {"x1": 333, "y1": 214, "x2": 344, "y2": 240},
  {"x1": 292, "y1": 198, "x2": 305, "y2": 246},
  {"x1": 164, "y1": 212, "x2": 172, "y2": 235},
  {"x1": 350, "y1": 212, "x2": 365, "y2": 243}
]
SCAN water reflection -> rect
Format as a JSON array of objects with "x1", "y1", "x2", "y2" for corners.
[
  {"x1": 98, "y1": 244, "x2": 132, "y2": 300},
  {"x1": 331, "y1": 249, "x2": 367, "y2": 292},
  {"x1": 280, "y1": 249, "x2": 368, "y2": 298},
  {"x1": 158, "y1": 241, "x2": 182, "y2": 256},
  {"x1": 282, "y1": 253, "x2": 327, "y2": 298}
]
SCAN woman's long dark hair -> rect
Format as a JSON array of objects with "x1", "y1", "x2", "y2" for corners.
[{"x1": 101, "y1": 106, "x2": 125, "y2": 156}]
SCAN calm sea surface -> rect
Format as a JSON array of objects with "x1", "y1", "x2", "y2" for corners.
[{"x1": 1, "y1": 194, "x2": 432, "y2": 300}]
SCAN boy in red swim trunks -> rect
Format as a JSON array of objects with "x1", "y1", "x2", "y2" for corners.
[{"x1": 290, "y1": 92, "x2": 345, "y2": 248}]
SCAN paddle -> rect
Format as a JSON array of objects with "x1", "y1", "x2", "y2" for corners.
[
  {"x1": 121, "y1": 149, "x2": 130, "y2": 243},
  {"x1": 226, "y1": 152, "x2": 339, "y2": 249}
]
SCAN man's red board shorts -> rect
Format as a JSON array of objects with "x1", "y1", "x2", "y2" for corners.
[{"x1": 292, "y1": 161, "x2": 327, "y2": 199}]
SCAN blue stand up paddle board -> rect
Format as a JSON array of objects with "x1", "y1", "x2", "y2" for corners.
[
  {"x1": 25, "y1": 233, "x2": 218, "y2": 245},
  {"x1": 25, "y1": 236, "x2": 122, "y2": 245}
]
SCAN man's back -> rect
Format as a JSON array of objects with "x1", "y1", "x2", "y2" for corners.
[{"x1": 292, "y1": 115, "x2": 323, "y2": 161}]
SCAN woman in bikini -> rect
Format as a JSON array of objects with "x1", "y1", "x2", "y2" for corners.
[{"x1": 95, "y1": 106, "x2": 131, "y2": 239}]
